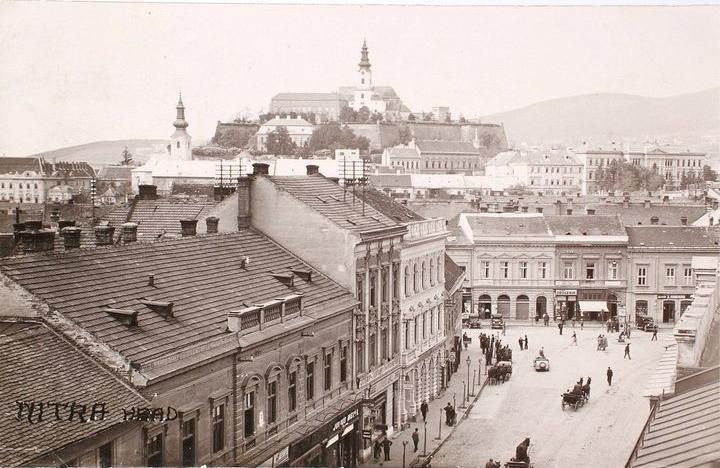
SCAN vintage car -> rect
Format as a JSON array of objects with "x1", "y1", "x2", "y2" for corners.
[
  {"x1": 491, "y1": 314, "x2": 505, "y2": 329},
  {"x1": 636, "y1": 315, "x2": 654, "y2": 331},
  {"x1": 533, "y1": 356, "x2": 550, "y2": 372}
]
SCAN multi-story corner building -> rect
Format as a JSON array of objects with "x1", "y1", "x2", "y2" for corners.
[
  {"x1": 545, "y1": 215, "x2": 629, "y2": 321},
  {"x1": 357, "y1": 189, "x2": 449, "y2": 425},
  {"x1": 446, "y1": 213, "x2": 556, "y2": 320},
  {"x1": 237, "y1": 164, "x2": 408, "y2": 461},
  {"x1": 626, "y1": 226, "x2": 720, "y2": 324},
  {"x1": 0, "y1": 220, "x2": 359, "y2": 468},
  {"x1": 443, "y1": 254, "x2": 465, "y2": 384},
  {"x1": 573, "y1": 142, "x2": 707, "y2": 194},
  {"x1": 486, "y1": 148, "x2": 584, "y2": 195},
  {"x1": 0, "y1": 156, "x2": 95, "y2": 203}
]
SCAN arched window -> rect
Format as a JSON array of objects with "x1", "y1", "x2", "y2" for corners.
[
  {"x1": 414, "y1": 263, "x2": 420, "y2": 293},
  {"x1": 404, "y1": 266, "x2": 411, "y2": 297},
  {"x1": 242, "y1": 375, "x2": 262, "y2": 438},
  {"x1": 265, "y1": 365, "x2": 282, "y2": 426},
  {"x1": 421, "y1": 261, "x2": 427, "y2": 289}
]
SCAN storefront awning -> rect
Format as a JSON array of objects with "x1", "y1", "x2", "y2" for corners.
[{"x1": 578, "y1": 301, "x2": 607, "y2": 312}]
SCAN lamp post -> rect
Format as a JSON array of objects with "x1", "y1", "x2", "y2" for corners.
[
  {"x1": 471, "y1": 369, "x2": 476, "y2": 396},
  {"x1": 466, "y1": 356, "x2": 472, "y2": 400},
  {"x1": 436, "y1": 408, "x2": 442, "y2": 440},
  {"x1": 423, "y1": 421, "x2": 427, "y2": 456},
  {"x1": 402, "y1": 441, "x2": 407, "y2": 468},
  {"x1": 460, "y1": 381, "x2": 466, "y2": 409}
]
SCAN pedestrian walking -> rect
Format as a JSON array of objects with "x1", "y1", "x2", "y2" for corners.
[
  {"x1": 444, "y1": 402, "x2": 453, "y2": 425},
  {"x1": 572, "y1": 317, "x2": 576, "y2": 328},
  {"x1": 382, "y1": 435, "x2": 392, "y2": 461},
  {"x1": 651, "y1": 326, "x2": 658, "y2": 341},
  {"x1": 572, "y1": 331, "x2": 577, "y2": 346},
  {"x1": 502, "y1": 322, "x2": 506, "y2": 336},
  {"x1": 580, "y1": 319, "x2": 584, "y2": 329},
  {"x1": 518, "y1": 336, "x2": 524, "y2": 351},
  {"x1": 607, "y1": 367, "x2": 613, "y2": 386},
  {"x1": 420, "y1": 400, "x2": 428, "y2": 422},
  {"x1": 558, "y1": 322, "x2": 563, "y2": 335},
  {"x1": 523, "y1": 335, "x2": 528, "y2": 350},
  {"x1": 373, "y1": 440, "x2": 382, "y2": 461},
  {"x1": 412, "y1": 428, "x2": 419, "y2": 452},
  {"x1": 624, "y1": 343, "x2": 631, "y2": 359}
]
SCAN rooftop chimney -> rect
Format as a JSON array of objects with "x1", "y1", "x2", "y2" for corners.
[
  {"x1": 623, "y1": 196, "x2": 630, "y2": 209},
  {"x1": 252, "y1": 163, "x2": 269, "y2": 176},
  {"x1": 205, "y1": 216, "x2": 219, "y2": 234},
  {"x1": 587, "y1": 208, "x2": 596, "y2": 215},
  {"x1": 644, "y1": 200, "x2": 651, "y2": 209},
  {"x1": 121, "y1": 222, "x2": 138, "y2": 243},
  {"x1": 238, "y1": 175, "x2": 251, "y2": 229},
  {"x1": 536, "y1": 207, "x2": 544, "y2": 214},
  {"x1": 662, "y1": 195, "x2": 669, "y2": 205},
  {"x1": 306, "y1": 164, "x2": 320, "y2": 176},
  {"x1": 60, "y1": 226, "x2": 82, "y2": 250},
  {"x1": 138, "y1": 185, "x2": 158, "y2": 201},
  {"x1": 58, "y1": 220, "x2": 76, "y2": 230},
  {"x1": 94, "y1": 225, "x2": 115, "y2": 246},
  {"x1": 680, "y1": 217, "x2": 688, "y2": 226},
  {"x1": 180, "y1": 219, "x2": 198, "y2": 237},
  {"x1": 712, "y1": 200, "x2": 719, "y2": 211},
  {"x1": 19, "y1": 229, "x2": 55, "y2": 254}
]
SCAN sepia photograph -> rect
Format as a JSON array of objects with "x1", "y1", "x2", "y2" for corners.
[{"x1": 0, "y1": 2, "x2": 718, "y2": 468}]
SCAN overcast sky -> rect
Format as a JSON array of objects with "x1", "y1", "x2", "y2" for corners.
[{"x1": 1, "y1": 3, "x2": 718, "y2": 156}]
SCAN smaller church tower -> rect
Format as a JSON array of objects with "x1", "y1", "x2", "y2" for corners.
[
  {"x1": 354, "y1": 39, "x2": 373, "y2": 111},
  {"x1": 170, "y1": 94, "x2": 192, "y2": 161}
]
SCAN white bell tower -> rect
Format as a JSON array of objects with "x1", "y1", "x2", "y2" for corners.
[{"x1": 170, "y1": 94, "x2": 192, "y2": 161}]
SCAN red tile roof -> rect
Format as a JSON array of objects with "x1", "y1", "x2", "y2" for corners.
[
  {"x1": 545, "y1": 215, "x2": 627, "y2": 236},
  {"x1": 0, "y1": 320, "x2": 147, "y2": 467},
  {"x1": 356, "y1": 188, "x2": 423, "y2": 223},
  {"x1": 267, "y1": 175, "x2": 402, "y2": 233},
  {"x1": 626, "y1": 226, "x2": 720, "y2": 249},
  {"x1": 0, "y1": 231, "x2": 358, "y2": 367}
]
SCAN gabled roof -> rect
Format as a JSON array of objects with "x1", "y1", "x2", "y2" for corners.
[
  {"x1": 266, "y1": 175, "x2": 402, "y2": 233},
  {"x1": 626, "y1": 226, "x2": 720, "y2": 249},
  {"x1": 42, "y1": 161, "x2": 95, "y2": 178},
  {"x1": 444, "y1": 254, "x2": 464, "y2": 293},
  {"x1": 385, "y1": 147, "x2": 420, "y2": 159},
  {"x1": 0, "y1": 320, "x2": 148, "y2": 467},
  {"x1": 510, "y1": 148, "x2": 582, "y2": 166},
  {"x1": 644, "y1": 145, "x2": 705, "y2": 156},
  {"x1": 415, "y1": 140, "x2": 480, "y2": 155},
  {"x1": 356, "y1": 188, "x2": 423, "y2": 223},
  {"x1": 98, "y1": 165, "x2": 133, "y2": 180},
  {"x1": 0, "y1": 157, "x2": 42, "y2": 175},
  {"x1": 272, "y1": 93, "x2": 346, "y2": 102},
  {"x1": 631, "y1": 376, "x2": 720, "y2": 468},
  {"x1": 545, "y1": 215, "x2": 626, "y2": 236},
  {"x1": 0, "y1": 231, "x2": 358, "y2": 367}
]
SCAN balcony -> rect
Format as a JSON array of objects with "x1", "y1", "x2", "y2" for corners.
[{"x1": 406, "y1": 218, "x2": 447, "y2": 241}]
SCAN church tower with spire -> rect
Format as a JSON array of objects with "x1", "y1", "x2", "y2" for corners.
[
  {"x1": 354, "y1": 40, "x2": 373, "y2": 110},
  {"x1": 170, "y1": 94, "x2": 192, "y2": 161}
]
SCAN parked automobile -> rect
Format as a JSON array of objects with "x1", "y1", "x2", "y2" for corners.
[
  {"x1": 468, "y1": 318, "x2": 482, "y2": 329},
  {"x1": 490, "y1": 313, "x2": 504, "y2": 329},
  {"x1": 636, "y1": 315, "x2": 654, "y2": 330}
]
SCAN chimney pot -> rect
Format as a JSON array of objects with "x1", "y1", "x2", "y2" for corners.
[
  {"x1": 180, "y1": 219, "x2": 198, "y2": 237},
  {"x1": 58, "y1": 220, "x2": 76, "y2": 230},
  {"x1": 148, "y1": 274, "x2": 155, "y2": 287},
  {"x1": 121, "y1": 222, "x2": 138, "y2": 243},
  {"x1": 94, "y1": 225, "x2": 115, "y2": 246},
  {"x1": 138, "y1": 185, "x2": 158, "y2": 201},
  {"x1": 252, "y1": 163, "x2": 270, "y2": 176},
  {"x1": 20, "y1": 229, "x2": 55, "y2": 254},
  {"x1": 237, "y1": 176, "x2": 251, "y2": 229},
  {"x1": 306, "y1": 164, "x2": 320, "y2": 176},
  {"x1": 60, "y1": 226, "x2": 82, "y2": 250},
  {"x1": 205, "y1": 216, "x2": 219, "y2": 234}
]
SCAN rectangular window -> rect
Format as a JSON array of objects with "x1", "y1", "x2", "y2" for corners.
[
  {"x1": 370, "y1": 272, "x2": 377, "y2": 308},
  {"x1": 381, "y1": 267, "x2": 388, "y2": 303},
  {"x1": 244, "y1": 391, "x2": 255, "y2": 437},
  {"x1": 637, "y1": 267, "x2": 647, "y2": 286},
  {"x1": 586, "y1": 261, "x2": 595, "y2": 280},
  {"x1": 340, "y1": 346, "x2": 347, "y2": 383},
  {"x1": 404, "y1": 322, "x2": 410, "y2": 349},
  {"x1": 98, "y1": 442, "x2": 112, "y2": 468},
  {"x1": 393, "y1": 265, "x2": 400, "y2": 298},
  {"x1": 608, "y1": 260, "x2": 618, "y2": 280},
  {"x1": 392, "y1": 320, "x2": 399, "y2": 355},
  {"x1": 563, "y1": 261, "x2": 574, "y2": 279},
  {"x1": 356, "y1": 276, "x2": 364, "y2": 310},
  {"x1": 213, "y1": 404, "x2": 225, "y2": 453},
  {"x1": 684, "y1": 267, "x2": 693, "y2": 285},
  {"x1": 538, "y1": 261, "x2": 547, "y2": 279},
  {"x1": 147, "y1": 433, "x2": 163, "y2": 467},
  {"x1": 501, "y1": 261, "x2": 510, "y2": 279},
  {"x1": 481, "y1": 261, "x2": 490, "y2": 279},
  {"x1": 182, "y1": 419, "x2": 195, "y2": 467},
  {"x1": 288, "y1": 371, "x2": 297, "y2": 412},
  {"x1": 422, "y1": 312, "x2": 428, "y2": 339},
  {"x1": 381, "y1": 327, "x2": 388, "y2": 362},
  {"x1": 267, "y1": 381, "x2": 277, "y2": 424},
  {"x1": 413, "y1": 319, "x2": 419, "y2": 345},
  {"x1": 356, "y1": 342, "x2": 365, "y2": 373},
  {"x1": 665, "y1": 267, "x2": 676, "y2": 285},
  {"x1": 369, "y1": 333, "x2": 377, "y2": 367},
  {"x1": 324, "y1": 352, "x2": 332, "y2": 391},
  {"x1": 520, "y1": 261, "x2": 528, "y2": 279},
  {"x1": 306, "y1": 361, "x2": 315, "y2": 400}
]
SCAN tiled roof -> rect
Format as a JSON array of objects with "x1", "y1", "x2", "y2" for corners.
[
  {"x1": 266, "y1": 175, "x2": 402, "y2": 233},
  {"x1": 415, "y1": 140, "x2": 480, "y2": 155},
  {"x1": 272, "y1": 93, "x2": 346, "y2": 102},
  {"x1": 0, "y1": 320, "x2": 147, "y2": 467},
  {"x1": 0, "y1": 157, "x2": 42, "y2": 175},
  {"x1": 645, "y1": 145, "x2": 705, "y2": 156},
  {"x1": 510, "y1": 148, "x2": 582, "y2": 166},
  {"x1": 589, "y1": 203, "x2": 707, "y2": 226},
  {"x1": 632, "y1": 378, "x2": 720, "y2": 467},
  {"x1": 100, "y1": 203, "x2": 133, "y2": 226},
  {"x1": 125, "y1": 198, "x2": 215, "y2": 240},
  {"x1": 385, "y1": 147, "x2": 420, "y2": 159},
  {"x1": 262, "y1": 117, "x2": 312, "y2": 127},
  {"x1": 444, "y1": 254, "x2": 464, "y2": 292},
  {"x1": 626, "y1": 226, "x2": 720, "y2": 248},
  {"x1": 545, "y1": 215, "x2": 626, "y2": 236},
  {"x1": 357, "y1": 188, "x2": 423, "y2": 223},
  {"x1": 97, "y1": 165, "x2": 133, "y2": 180},
  {"x1": 368, "y1": 174, "x2": 413, "y2": 188},
  {"x1": 42, "y1": 161, "x2": 95, "y2": 178},
  {"x1": 486, "y1": 151, "x2": 517, "y2": 166},
  {"x1": 463, "y1": 213, "x2": 552, "y2": 237},
  {"x1": 0, "y1": 231, "x2": 358, "y2": 367}
]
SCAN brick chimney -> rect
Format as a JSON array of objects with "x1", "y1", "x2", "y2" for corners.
[
  {"x1": 180, "y1": 219, "x2": 198, "y2": 237},
  {"x1": 19, "y1": 228, "x2": 55, "y2": 254},
  {"x1": 121, "y1": 222, "x2": 138, "y2": 243},
  {"x1": 25, "y1": 220, "x2": 43, "y2": 231},
  {"x1": 306, "y1": 164, "x2": 320, "y2": 176},
  {"x1": 60, "y1": 226, "x2": 82, "y2": 250},
  {"x1": 138, "y1": 185, "x2": 158, "y2": 201},
  {"x1": 94, "y1": 225, "x2": 115, "y2": 246},
  {"x1": 712, "y1": 200, "x2": 719, "y2": 210},
  {"x1": 252, "y1": 163, "x2": 269, "y2": 176},
  {"x1": 58, "y1": 220, "x2": 76, "y2": 230},
  {"x1": 205, "y1": 216, "x2": 219, "y2": 234},
  {"x1": 238, "y1": 175, "x2": 251, "y2": 229}
]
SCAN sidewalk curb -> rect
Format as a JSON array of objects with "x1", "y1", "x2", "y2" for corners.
[{"x1": 413, "y1": 376, "x2": 490, "y2": 467}]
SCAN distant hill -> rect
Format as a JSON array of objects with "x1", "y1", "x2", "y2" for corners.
[
  {"x1": 29, "y1": 139, "x2": 169, "y2": 168},
  {"x1": 482, "y1": 87, "x2": 720, "y2": 149}
]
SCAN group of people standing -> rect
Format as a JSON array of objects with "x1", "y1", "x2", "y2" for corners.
[
  {"x1": 517, "y1": 335, "x2": 529, "y2": 351},
  {"x1": 480, "y1": 332, "x2": 505, "y2": 366}
]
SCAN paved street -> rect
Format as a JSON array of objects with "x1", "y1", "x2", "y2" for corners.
[{"x1": 431, "y1": 323, "x2": 668, "y2": 468}]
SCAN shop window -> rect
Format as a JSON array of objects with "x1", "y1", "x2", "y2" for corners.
[
  {"x1": 324, "y1": 352, "x2": 333, "y2": 391},
  {"x1": 98, "y1": 442, "x2": 112, "y2": 468},
  {"x1": 182, "y1": 419, "x2": 196, "y2": 467},
  {"x1": 146, "y1": 433, "x2": 163, "y2": 467},
  {"x1": 306, "y1": 361, "x2": 315, "y2": 401},
  {"x1": 267, "y1": 381, "x2": 277, "y2": 424},
  {"x1": 586, "y1": 262, "x2": 595, "y2": 280},
  {"x1": 637, "y1": 267, "x2": 647, "y2": 286},
  {"x1": 212, "y1": 404, "x2": 225, "y2": 453},
  {"x1": 244, "y1": 390, "x2": 255, "y2": 437}
]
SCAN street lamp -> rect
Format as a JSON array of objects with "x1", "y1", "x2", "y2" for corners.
[
  {"x1": 466, "y1": 356, "x2": 471, "y2": 401},
  {"x1": 402, "y1": 441, "x2": 407, "y2": 468}
]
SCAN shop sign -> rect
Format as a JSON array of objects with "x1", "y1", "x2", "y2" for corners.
[
  {"x1": 342, "y1": 424, "x2": 354, "y2": 436},
  {"x1": 332, "y1": 408, "x2": 360, "y2": 432},
  {"x1": 362, "y1": 429, "x2": 372, "y2": 439},
  {"x1": 326, "y1": 434, "x2": 339, "y2": 448},
  {"x1": 556, "y1": 289, "x2": 577, "y2": 296},
  {"x1": 657, "y1": 294, "x2": 693, "y2": 300}
]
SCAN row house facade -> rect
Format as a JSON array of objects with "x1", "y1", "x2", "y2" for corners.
[
  {"x1": 0, "y1": 220, "x2": 360, "y2": 468},
  {"x1": 626, "y1": 226, "x2": 720, "y2": 325},
  {"x1": 485, "y1": 149, "x2": 584, "y2": 196},
  {"x1": 239, "y1": 164, "x2": 409, "y2": 461},
  {"x1": 0, "y1": 156, "x2": 95, "y2": 204}
]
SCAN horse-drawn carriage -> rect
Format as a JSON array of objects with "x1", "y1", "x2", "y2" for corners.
[
  {"x1": 561, "y1": 382, "x2": 590, "y2": 410},
  {"x1": 489, "y1": 360, "x2": 512, "y2": 384},
  {"x1": 497, "y1": 347, "x2": 513, "y2": 362}
]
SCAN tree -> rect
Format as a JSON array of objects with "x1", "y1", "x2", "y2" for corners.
[
  {"x1": 444, "y1": 114, "x2": 452, "y2": 123},
  {"x1": 340, "y1": 106, "x2": 358, "y2": 123},
  {"x1": 265, "y1": 126, "x2": 296, "y2": 156},
  {"x1": 407, "y1": 113, "x2": 416, "y2": 121},
  {"x1": 120, "y1": 147, "x2": 133, "y2": 166},
  {"x1": 703, "y1": 165, "x2": 718, "y2": 182},
  {"x1": 307, "y1": 123, "x2": 370, "y2": 152},
  {"x1": 357, "y1": 106, "x2": 371, "y2": 123},
  {"x1": 397, "y1": 125, "x2": 412, "y2": 145}
]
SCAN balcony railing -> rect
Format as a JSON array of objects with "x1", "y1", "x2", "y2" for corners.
[{"x1": 406, "y1": 218, "x2": 446, "y2": 240}]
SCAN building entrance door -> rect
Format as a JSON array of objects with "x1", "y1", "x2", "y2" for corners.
[
  {"x1": 497, "y1": 295, "x2": 510, "y2": 316},
  {"x1": 516, "y1": 295, "x2": 529, "y2": 320},
  {"x1": 536, "y1": 296, "x2": 547, "y2": 319},
  {"x1": 663, "y1": 301, "x2": 676, "y2": 323}
]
